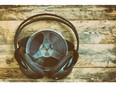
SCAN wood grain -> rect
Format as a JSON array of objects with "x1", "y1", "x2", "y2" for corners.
[
  {"x1": 0, "y1": 5, "x2": 116, "y2": 82},
  {"x1": 0, "y1": 44, "x2": 115, "y2": 68},
  {"x1": 0, "y1": 5, "x2": 116, "y2": 20},
  {"x1": 0, "y1": 20, "x2": 115, "y2": 44},
  {"x1": 0, "y1": 68, "x2": 115, "y2": 82}
]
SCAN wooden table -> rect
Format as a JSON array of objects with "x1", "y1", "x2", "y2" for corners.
[{"x1": 0, "y1": 5, "x2": 116, "y2": 82}]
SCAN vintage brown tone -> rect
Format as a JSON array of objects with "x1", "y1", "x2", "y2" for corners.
[{"x1": 0, "y1": 5, "x2": 116, "y2": 82}]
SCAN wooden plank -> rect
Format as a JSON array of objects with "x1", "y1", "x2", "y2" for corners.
[
  {"x1": 0, "y1": 44, "x2": 115, "y2": 68},
  {"x1": 72, "y1": 68, "x2": 116, "y2": 82},
  {"x1": 0, "y1": 5, "x2": 115, "y2": 83},
  {"x1": 76, "y1": 44, "x2": 116, "y2": 68},
  {"x1": 0, "y1": 20, "x2": 115, "y2": 44},
  {"x1": 0, "y1": 54, "x2": 18, "y2": 68},
  {"x1": 0, "y1": 68, "x2": 74, "y2": 82},
  {"x1": 0, "y1": 68, "x2": 115, "y2": 82},
  {"x1": 0, "y1": 5, "x2": 116, "y2": 20}
]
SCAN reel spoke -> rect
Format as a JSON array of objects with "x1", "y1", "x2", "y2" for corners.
[
  {"x1": 42, "y1": 32, "x2": 51, "y2": 44},
  {"x1": 52, "y1": 50, "x2": 63, "y2": 59},
  {"x1": 32, "y1": 51, "x2": 43, "y2": 59}
]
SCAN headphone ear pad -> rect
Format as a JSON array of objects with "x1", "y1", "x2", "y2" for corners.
[
  {"x1": 50, "y1": 65, "x2": 73, "y2": 80},
  {"x1": 14, "y1": 48, "x2": 42, "y2": 78},
  {"x1": 73, "y1": 50, "x2": 79, "y2": 65},
  {"x1": 49, "y1": 40, "x2": 77, "y2": 80},
  {"x1": 18, "y1": 37, "x2": 30, "y2": 48},
  {"x1": 20, "y1": 62, "x2": 43, "y2": 79},
  {"x1": 14, "y1": 48, "x2": 21, "y2": 64},
  {"x1": 50, "y1": 50, "x2": 78, "y2": 80},
  {"x1": 14, "y1": 48, "x2": 27, "y2": 68},
  {"x1": 15, "y1": 36, "x2": 44, "y2": 79},
  {"x1": 21, "y1": 47, "x2": 45, "y2": 78}
]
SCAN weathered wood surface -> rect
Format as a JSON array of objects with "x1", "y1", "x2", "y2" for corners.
[
  {"x1": 0, "y1": 20, "x2": 116, "y2": 44},
  {"x1": 0, "y1": 5, "x2": 115, "y2": 82},
  {"x1": 0, "y1": 5, "x2": 116, "y2": 20},
  {"x1": 0, "y1": 44, "x2": 115, "y2": 68},
  {"x1": 0, "y1": 68, "x2": 115, "y2": 82}
]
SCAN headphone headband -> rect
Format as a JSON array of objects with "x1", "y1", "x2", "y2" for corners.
[{"x1": 14, "y1": 13, "x2": 79, "y2": 51}]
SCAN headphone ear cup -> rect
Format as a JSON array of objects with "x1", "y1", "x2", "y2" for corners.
[
  {"x1": 50, "y1": 50, "x2": 78, "y2": 80},
  {"x1": 50, "y1": 51, "x2": 78, "y2": 80},
  {"x1": 66, "y1": 40, "x2": 79, "y2": 65},
  {"x1": 14, "y1": 48, "x2": 43, "y2": 78},
  {"x1": 14, "y1": 37, "x2": 31, "y2": 69},
  {"x1": 23, "y1": 54, "x2": 45, "y2": 78},
  {"x1": 66, "y1": 40, "x2": 74, "y2": 51},
  {"x1": 73, "y1": 50, "x2": 79, "y2": 65},
  {"x1": 14, "y1": 48, "x2": 27, "y2": 68},
  {"x1": 48, "y1": 40, "x2": 74, "y2": 80},
  {"x1": 14, "y1": 48, "x2": 21, "y2": 65},
  {"x1": 18, "y1": 37, "x2": 30, "y2": 48},
  {"x1": 15, "y1": 36, "x2": 45, "y2": 79},
  {"x1": 50, "y1": 63, "x2": 73, "y2": 80},
  {"x1": 20, "y1": 48, "x2": 45, "y2": 78},
  {"x1": 20, "y1": 62, "x2": 43, "y2": 79},
  {"x1": 50, "y1": 58, "x2": 73, "y2": 80}
]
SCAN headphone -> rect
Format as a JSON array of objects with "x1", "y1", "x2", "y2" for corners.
[{"x1": 14, "y1": 13, "x2": 79, "y2": 80}]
